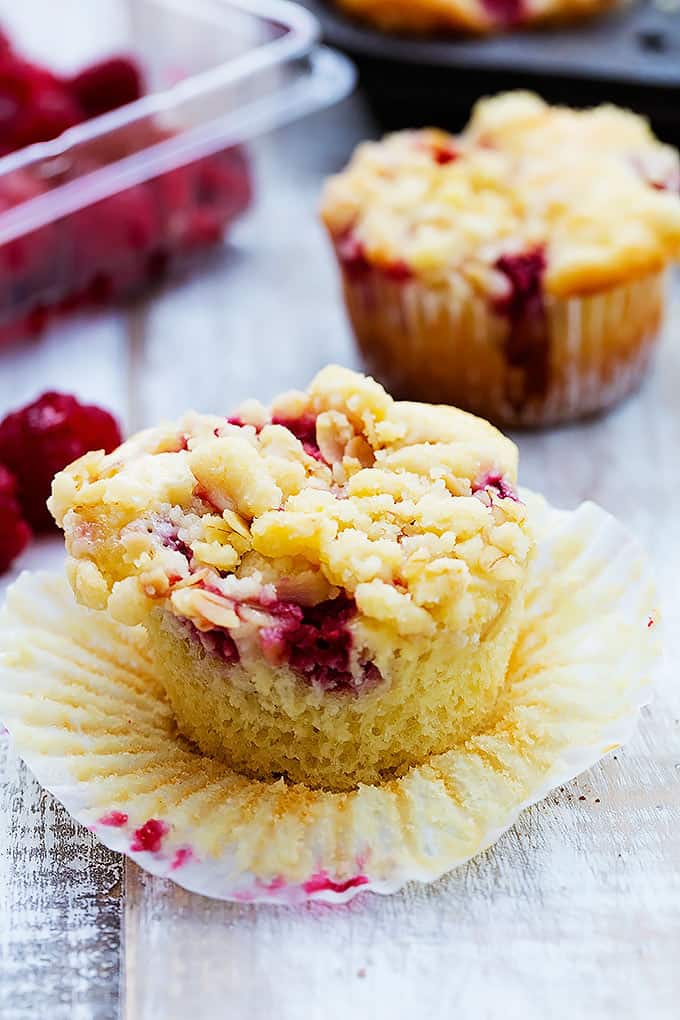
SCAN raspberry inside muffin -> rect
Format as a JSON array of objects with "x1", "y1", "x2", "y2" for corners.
[{"x1": 49, "y1": 366, "x2": 533, "y2": 790}]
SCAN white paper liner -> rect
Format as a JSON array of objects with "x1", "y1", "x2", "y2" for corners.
[
  {"x1": 341, "y1": 266, "x2": 666, "y2": 426},
  {"x1": 0, "y1": 493, "x2": 661, "y2": 904}
]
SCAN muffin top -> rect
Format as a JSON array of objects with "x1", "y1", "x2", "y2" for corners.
[
  {"x1": 334, "y1": 0, "x2": 614, "y2": 34},
  {"x1": 321, "y1": 92, "x2": 680, "y2": 298},
  {"x1": 49, "y1": 367, "x2": 532, "y2": 662}
]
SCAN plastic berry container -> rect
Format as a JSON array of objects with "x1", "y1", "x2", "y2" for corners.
[{"x1": 0, "y1": 0, "x2": 354, "y2": 344}]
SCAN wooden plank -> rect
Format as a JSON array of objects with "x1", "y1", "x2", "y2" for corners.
[
  {"x1": 0, "y1": 740, "x2": 123, "y2": 1020},
  {"x1": 0, "y1": 311, "x2": 130, "y2": 1020},
  {"x1": 0, "y1": 4, "x2": 134, "y2": 1013}
]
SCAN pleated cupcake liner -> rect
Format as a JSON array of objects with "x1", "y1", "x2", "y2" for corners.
[
  {"x1": 340, "y1": 265, "x2": 666, "y2": 427},
  {"x1": 0, "y1": 492, "x2": 661, "y2": 903}
]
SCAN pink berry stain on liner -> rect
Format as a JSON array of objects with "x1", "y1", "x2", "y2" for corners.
[
  {"x1": 235, "y1": 873, "x2": 369, "y2": 901},
  {"x1": 302, "y1": 872, "x2": 370, "y2": 895},
  {"x1": 493, "y1": 247, "x2": 549, "y2": 406},
  {"x1": 170, "y1": 847, "x2": 194, "y2": 871},
  {"x1": 99, "y1": 810, "x2": 129, "y2": 827},
  {"x1": 131, "y1": 818, "x2": 169, "y2": 854}
]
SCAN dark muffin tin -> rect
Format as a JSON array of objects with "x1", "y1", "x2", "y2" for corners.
[{"x1": 302, "y1": 0, "x2": 680, "y2": 140}]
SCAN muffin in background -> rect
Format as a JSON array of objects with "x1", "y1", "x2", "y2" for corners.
[
  {"x1": 333, "y1": 0, "x2": 616, "y2": 34},
  {"x1": 321, "y1": 92, "x2": 680, "y2": 426},
  {"x1": 49, "y1": 366, "x2": 533, "y2": 791}
]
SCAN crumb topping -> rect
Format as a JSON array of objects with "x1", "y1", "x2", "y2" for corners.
[
  {"x1": 50, "y1": 367, "x2": 532, "y2": 659},
  {"x1": 321, "y1": 92, "x2": 680, "y2": 298}
]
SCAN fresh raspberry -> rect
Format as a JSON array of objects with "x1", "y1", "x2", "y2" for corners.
[
  {"x1": 0, "y1": 28, "x2": 252, "y2": 331},
  {"x1": 0, "y1": 170, "x2": 54, "y2": 286},
  {"x1": 69, "y1": 183, "x2": 160, "y2": 299},
  {"x1": 192, "y1": 147, "x2": 253, "y2": 232},
  {"x1": 0, "y1": 465, "x2": 31, "y2": 573},
  {"x1": 0, "y1": 54, "x2": 82, "y2": 152},
  {"x1": 0, "y1": 392, "x2": 122, "y2": 531},
  {"x1": 153, "y1": 163, "x2": 200, "y2": 248},
  {"x1": 69, "y1": 56, "x2": 144, "y2": 120},
  {"x1": 153, "y1": 146, "x2": 252, "y2": 251}
]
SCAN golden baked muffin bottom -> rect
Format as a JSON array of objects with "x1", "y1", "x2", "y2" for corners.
[
  {"x1": 338, "y1": 263, "x2": 665, "y2": 426},
  {"x1": 147, "y1": 595, "x2": 522, "y2": 789}
]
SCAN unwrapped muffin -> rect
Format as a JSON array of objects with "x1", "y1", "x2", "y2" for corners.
[
  {"x1": 49, "y1": 366, "x2": 533, "y2": 791},
  {"x1": 321, "y1": 92, "x2": 680, "y2": 426},
  {"x1": 333, "y1": 0, "x2": 615, "y2": 34}
]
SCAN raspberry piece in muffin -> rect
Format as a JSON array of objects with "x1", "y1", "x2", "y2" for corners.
[
  {"x1": 494, "y1": 247, "x2": 549, "y2": 405},
  {"x1": 49, "y1": 366, "x2": 533, "y2": 791}
]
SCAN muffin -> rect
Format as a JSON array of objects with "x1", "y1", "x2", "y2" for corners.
[
  {"x1": 333, "y1": 0, "x2": 615, "y2": 34},
  {"x1": 48, "y1": 366, "x2": 533, "y2": 791},
  {"x1": 321, "y1": 92, "x2": 680, "y2": 426}
]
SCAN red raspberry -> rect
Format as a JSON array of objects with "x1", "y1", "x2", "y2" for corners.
[
  {"x1": 153, "y1": 146, "x2": 252, "y2": 251},
  {"x1": 0, "y1": 54, "x2": 82, "y2": 152},
  {"x1": 0, "y1": 465, "x2": 31, "y2": 573},
  {"x1": 69, "y1": 56, "x2": 144, "y2": 121},
  {"x1": 0, "y1": 392, "x2": 122, "y2": 531},
  {"x1": 193, "y1": 147, "x2": 253, "y2": 229},
  {"x1": 0, "y1": 170, "x2": 53, "y2": 282},
  {"x1": 68, "y1": 182, "x2": 160, "y2": 299}
]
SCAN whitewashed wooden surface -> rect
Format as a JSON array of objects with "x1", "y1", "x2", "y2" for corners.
[{"x1": 1, "y1": 91, "x2": 680, "y2": 1020}]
